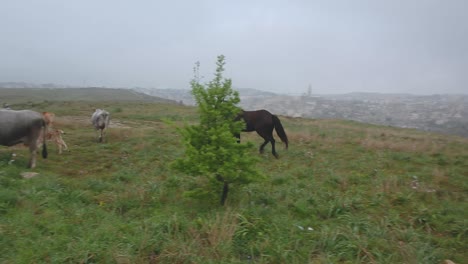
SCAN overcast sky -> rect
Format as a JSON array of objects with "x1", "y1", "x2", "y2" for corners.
[{"x1": 1, "y1": 0, "x2": 467, "y2": 95}]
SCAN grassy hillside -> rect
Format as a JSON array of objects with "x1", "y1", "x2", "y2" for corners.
[
  {"x1": 1, "y1": 100, "x2": 467, "y2": 263},
  {"x1": 0, "y1": 87, "x2": 175, "y2": 104}
]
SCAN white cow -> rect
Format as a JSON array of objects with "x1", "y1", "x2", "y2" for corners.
[
  {"x1": 91, "y1": 109, "x2": 110, "y2": 142},
  {"x1": 0, "y1": 109, "x2": 48, "y2": 168}
]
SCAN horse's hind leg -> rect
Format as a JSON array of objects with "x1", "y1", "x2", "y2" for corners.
[
  {"x1": 270, "y1": 138, "x2": 278, "y2": 158},
  {"x1": 259, "y1": 137, "x2": 278, "y2": 158},
  {"x1": 259, "y1": 140, "x2": 269, "y2": 154}
]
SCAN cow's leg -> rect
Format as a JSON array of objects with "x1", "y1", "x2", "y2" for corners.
[
  {"x1": 61, "y1": 139, "x2": 69, "y2": 152},
  {"x1": 56, "y1": 139, "x2": 62, "y2": 154},
  {"x1": 28, "y1": 144, "x2": 37, "y2": 169},
  {"x1": 57, "y1": 138, "x2": 68, "y2": 154},
  {"x1": 96, "y1": 129, "x2": 102, "y2": 142},
  {"x1": 102, "y1": 127, "x2": 107, "y2": 142},
  {"x1": 99, "y1": 129, "x2": 103, "y2": 142}
]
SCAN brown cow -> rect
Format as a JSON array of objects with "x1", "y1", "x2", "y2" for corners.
[
  {"x1": 37, "y1": 129, "x2": 69, "y2": 154},
  {"x1": 42, "y1": 112, "x2": 56, "y2": 127}
]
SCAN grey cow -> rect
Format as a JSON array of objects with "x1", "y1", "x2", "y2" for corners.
[
  {"x1": 0, "y1": 109, "x2": 48, "y2": 168},
  {"x1": 91, "y1": 109, "x2": 110, "y2": 142}
]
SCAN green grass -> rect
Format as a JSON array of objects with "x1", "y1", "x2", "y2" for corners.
[{"x1": 0, "y1": 101, "x2": 467, "y2": 263}]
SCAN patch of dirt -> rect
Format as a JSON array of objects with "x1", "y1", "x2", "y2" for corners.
[
  {"x1": 21, "y1": 172, "x2": 39, "y2": 178},
  {"x1": 58, "y1": 116, "x2": 132, "y2": 128}
]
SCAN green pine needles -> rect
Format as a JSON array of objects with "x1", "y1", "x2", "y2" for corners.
[{"x1": 173, "y1": 55, "x2": 262, "y2": 205}]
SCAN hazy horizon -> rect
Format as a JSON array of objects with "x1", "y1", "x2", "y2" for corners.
[
  {"x1": 1, "y1": 1, "x2": 467, "y2": 95},
  {"x1": 2, "y1": 81, "x2": 468, "y2": 97}
]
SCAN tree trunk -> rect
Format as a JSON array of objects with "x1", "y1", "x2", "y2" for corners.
[
  {"x1": 221, "y1": 181, "x2": 229, "y2": 206},
  {"x1": 216, "y1": 174, "x2": 229, "y2": 206}
]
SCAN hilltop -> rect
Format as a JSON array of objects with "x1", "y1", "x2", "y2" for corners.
[
  {"x1": 0, "y1": 87, "x2": 175, "y2": 104},
  {"x1": 132, "y1": 87, "x2": 277, "y2": 106}
]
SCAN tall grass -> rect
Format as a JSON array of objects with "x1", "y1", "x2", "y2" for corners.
[{"x1": 0, "y1": 101, "x2": 466, "y2": 263}]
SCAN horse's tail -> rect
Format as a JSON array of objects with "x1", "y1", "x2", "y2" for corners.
[
  {"x1": 272, "y1": 115, "x2": 288, "y2": 149},
  {"x1": 41, "y1": 119, "x2": 48, "y2": 159}
]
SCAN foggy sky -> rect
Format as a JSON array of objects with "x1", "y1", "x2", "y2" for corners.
[{"x1": 1, "y1": 0, "x2": 467, "y2": 95}]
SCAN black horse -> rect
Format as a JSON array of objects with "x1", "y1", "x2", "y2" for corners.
[{"x1": 236, "y1": 109, "x2": 288, "y2": 158}]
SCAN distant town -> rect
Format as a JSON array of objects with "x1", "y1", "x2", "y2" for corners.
[{"x1": 135, "y1": 87, "x2": 468, "y2": 138}]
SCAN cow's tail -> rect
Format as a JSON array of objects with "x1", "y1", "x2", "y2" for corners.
[
  {"x1": 272, "y1": 115, "x2": 288, "y2": 149},
  {"x1": 42, "y1": 120, "x2": 48, "y2": 159}
]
